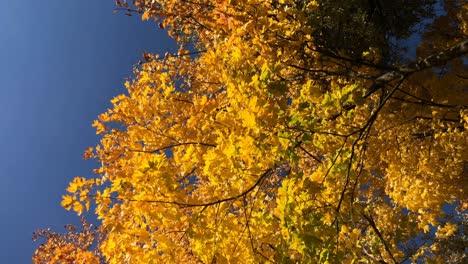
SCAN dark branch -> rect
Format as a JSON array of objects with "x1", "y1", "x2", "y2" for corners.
[
  {"x1": 128, "y1": 141, "x2": 216, "y2": 154},
  {"x1": 91, "y1": 169, "x2": 273, "y2": 208},
  {"x1": 364, "y1": 213, "x2": 398, "y2": 264}
]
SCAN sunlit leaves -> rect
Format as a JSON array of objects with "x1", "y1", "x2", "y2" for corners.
[{"x1": 62, "y1": 177, "x2": 97, "y2": 215}]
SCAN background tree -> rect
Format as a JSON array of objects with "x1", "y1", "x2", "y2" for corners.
[
  {"x1": 35, "y1": 0, "x2": 467, "y2": 263},
  {"x1": 33, "y1": 218, "x2": 104, "y2": 264},
  {"x1": 307, "y1": 0, "x2": 435, "y2": 61}
]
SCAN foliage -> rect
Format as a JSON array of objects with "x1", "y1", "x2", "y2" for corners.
[
  {"x1": 32, "y1": 218, "x2": 104, "y2": 264},
  {"x1": 35, "y1": 0, "x2": 467, "y2": 263}
]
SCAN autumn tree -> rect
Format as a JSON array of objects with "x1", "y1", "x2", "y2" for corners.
[{"x1": 35, "y1": 0, "x2": 467, "y2": 263}]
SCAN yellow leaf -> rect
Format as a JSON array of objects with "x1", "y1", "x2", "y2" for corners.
[
  {"x1": 61, "y1": 195, "x2": 74, "y2": 211},
  {"x1": 142, "y1": 11, "x2": 151, "y2": 21},
  {"x1": 73, "y1": 202, "x2": 84, "y2": 216}
]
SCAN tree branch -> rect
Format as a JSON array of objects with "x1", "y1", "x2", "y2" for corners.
[
  {"x1": 363, "y1": 213, "x2": 398, "y2": 264},
  {"x1": 365, "y1": 39, "x2": 468, "y2": 98},
  {"x1": 92, "y1": 169, "x2": 273, "y2": 208},
  {"x1": 127, "y1": 141, "x2": 216, "y2": 154}
]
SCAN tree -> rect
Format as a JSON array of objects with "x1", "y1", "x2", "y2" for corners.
[{"x1": 35, "y1": 0, "x2": 467, "y2": 263}]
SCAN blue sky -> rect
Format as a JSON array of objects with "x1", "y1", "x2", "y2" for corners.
[{"x1": 0, "y1": 1, "x2": 175, "y2": 262}]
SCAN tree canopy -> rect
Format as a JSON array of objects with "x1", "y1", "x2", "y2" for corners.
[{"x1": 34, "y1": 0, "x2": 467, "y2": 263}]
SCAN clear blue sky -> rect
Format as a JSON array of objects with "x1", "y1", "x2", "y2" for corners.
[{"x1": 0, "y1": 1, "x2": 175, "y2": 262}]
